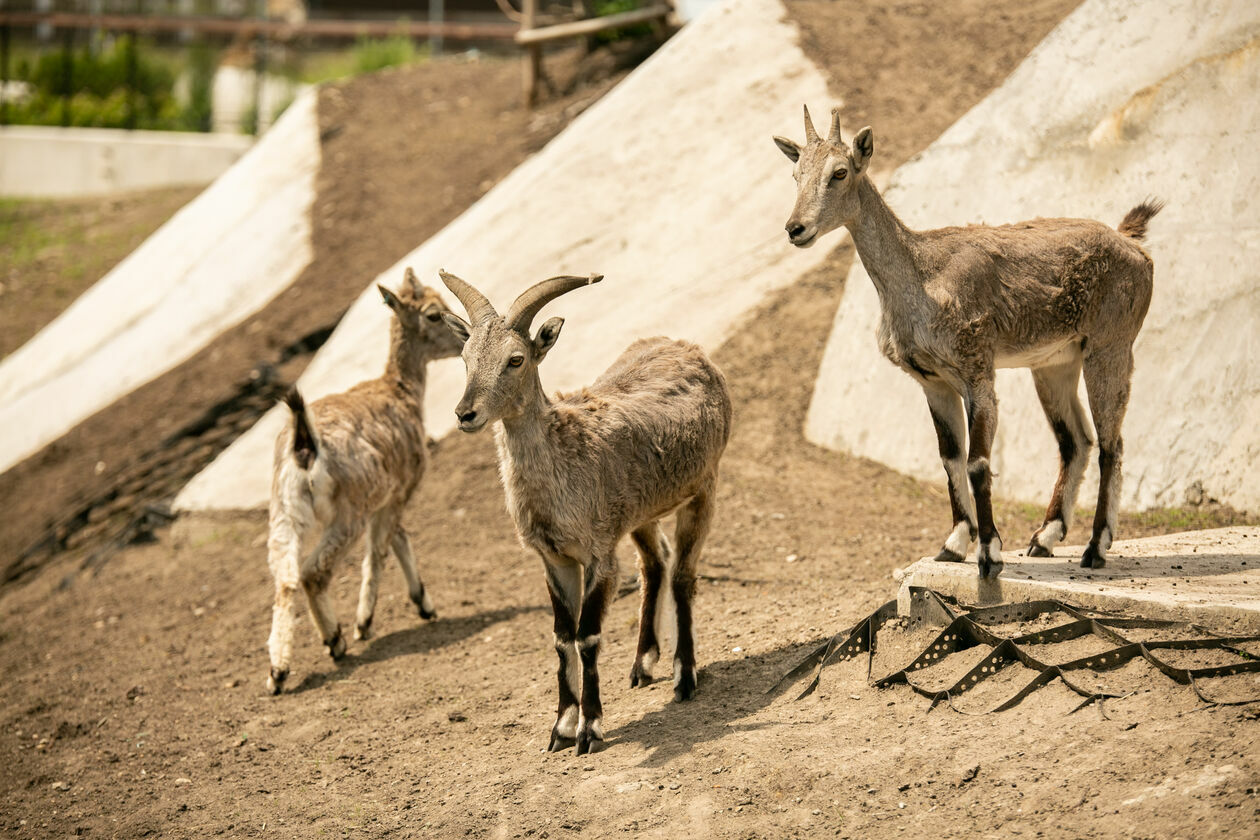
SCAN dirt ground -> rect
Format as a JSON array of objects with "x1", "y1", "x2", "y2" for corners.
[{"x1": 2, "y1": 2, "x2": 1258, "y2": 838}]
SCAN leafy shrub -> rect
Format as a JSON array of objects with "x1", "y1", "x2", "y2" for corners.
[{"x1": 351, "y1": 34, "x2": 421, "y2": 75}]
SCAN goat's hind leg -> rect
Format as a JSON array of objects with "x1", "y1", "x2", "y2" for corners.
[
  {"x1": 1027, "y1": 358, "x2": 1093, "y2": 558},
  {"x1": 300, "y1": 521, "x2": 362, "y2": 661},
  {"x1": 355, "y1": 511, "x2": 393, "y2": 641},
  {"x1": 923, "y1": 381, "x2": 976, "y2": 564},
  {"x1": 671, "y1": 484, "x2": 715, "y2": 702},
  {"x1": 629, "y1": 520, "x2": 668, "y2": 688},
  {"x1": 265, "y1": 513, "x2": 303, "y2": 694},
  {"x1": 391, "y1": 527, "x2": 437, "y2": 620},
  {"x1": 1081, "y1": 346, "x2": 1135, "y2": 569}
]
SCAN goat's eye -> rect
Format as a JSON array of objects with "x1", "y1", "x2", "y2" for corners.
[
  {"x1": 832, "y1": 169, "x2": 847, "y2": 181},
  {"x1": 507, "y1": 355, "x2": 525, "y2": 368},
  {"x1": 424, "y1": 309, "x2": 442, "y2": 322}
]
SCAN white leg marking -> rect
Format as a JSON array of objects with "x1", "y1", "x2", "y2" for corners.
[
  {"x1": 638, "y1": 647, "x2": 659, "y2": 675},
  {"x1": 943, "y1": 458, "x2": 977, "y2": 523},
  {"x1": 419, "y1": 588, "x2": 435, "y2": 616},
  {"x1": 578, "y1": 634, "x2": 600, "y2": 651},
  {"x1": 555, "y1": 706, "x2": 578, "y2": 739},
  {"x1": 1035, "y1": 519, "x2": 1066, "y2": 550},
  {"x1": 554, "y1": 635, "x2": 580, "y2": 699},
  {"x1": 944, "y1": 520, "x2": 973, "y2": 556},
  {"x1": 986, "y1": 536, "x2": 1003, "y2": 565}
]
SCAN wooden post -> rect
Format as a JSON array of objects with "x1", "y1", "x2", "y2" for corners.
[
  {"x1": 1, "y1": 23, "x2": 10, "y2": 127},
  {"x1": 521, "y1": 0, "x2": 541, "y2": 107}
]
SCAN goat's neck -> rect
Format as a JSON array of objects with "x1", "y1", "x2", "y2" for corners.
[
  {"x1": 845, "y1": 175, "x2": 925, "y2": 307},
  {"x1": 498, "y1": 375, "x2": 558, "y2": 477},
  {"x1": 383, "y1": 342, "x2": 429, "y2": 414}
]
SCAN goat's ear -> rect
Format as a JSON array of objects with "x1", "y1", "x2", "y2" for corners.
[
  {"x1": 533, "y1": 317, "x2": 564, "y2": 360},
  {"x1": 773, "y1": 136, "x2": 801, "y2": 163},
  {"x1": 440, "y1": 312, "x2": 471, "y2": 344},
  {"x1": 851, "y1": 126, "x2": 874, "y2": 173},
  {"x1": 378, "y1": 284, "x2": 404, "y2": 314}
]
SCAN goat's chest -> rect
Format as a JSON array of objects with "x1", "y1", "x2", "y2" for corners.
[
  {"x1": 878, "y1": 315, "x2": 946, "y2": 382},
  {"x1": 501, "y1": 462, "x2": 592, "y2": 562}
]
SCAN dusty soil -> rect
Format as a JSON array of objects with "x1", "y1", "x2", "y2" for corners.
[
  {"x1": 0, "y1": 48, "x2": 637, "y2": 573},
  {"x1": 2, "y1": 2, "x2": 1258, "y2": 839},
  {"x1": 0, "y1": 187, "x2": 201, "y2": 360}
]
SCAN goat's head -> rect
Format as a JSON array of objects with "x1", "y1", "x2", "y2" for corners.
[
  {"x1": 773, "y1": 105, "x2": 873, "y2": 248},
  {"x1": 439, "y1": 270, "x2": 603, "y2": 432},
  {"x1": 378, "y1": 267, "x2": 466, "y2": 362}
]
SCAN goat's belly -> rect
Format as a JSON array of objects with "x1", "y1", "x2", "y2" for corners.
[{"x1": 994, "y1": 337, "x2": 1079, "y2": 370}]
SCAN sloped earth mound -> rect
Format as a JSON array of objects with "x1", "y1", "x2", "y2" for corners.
[
  {"x1": 1, "y1": 2, "x2": 1257, "y2": 838},
  {"x1": 0, "y1": 48, "x2": 641, "y2": 580}
]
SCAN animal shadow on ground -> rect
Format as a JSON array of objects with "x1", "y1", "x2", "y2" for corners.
[
  {"x1": 289, "y1": 604, "x2": 544, "y2": 694},
  {"x1": 608, "y1": 637, "x2": 830, "y2": 767}
]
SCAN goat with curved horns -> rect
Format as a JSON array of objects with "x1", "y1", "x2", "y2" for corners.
[
  {"x1": 440, "y1": 270, "x2": 732, "y2": 755},
  {"x1": 775, "y1": 105, "x2": 1161, "y2": 575}
]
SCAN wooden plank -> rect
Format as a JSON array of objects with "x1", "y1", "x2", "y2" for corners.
[
  {"x1": 514, "y1": 4, "x2": 670, "y2": 46},
  {"x1": 521, "y1": 0, "x2": 541, "y2": 106},
  {"x1": 0, "y1": 12, "x2": 518, "y2": 41}
]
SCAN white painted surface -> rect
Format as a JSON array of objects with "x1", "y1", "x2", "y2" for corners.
[
  {"x1": 806, "y1": 0, "x2": 1260, "y2": 513},
  {"x1": 0, "y1": 89, "x2": 320, "y2": 475},
  {"x1": 0, "y1": 125, "x2": 252, "y2": 198},
  {"x1": 896, "y1": 527, "x2": 1260, "y2": 634},
  {"x1": 176, "y1": 0, "x2": 835, "y2": 511}
]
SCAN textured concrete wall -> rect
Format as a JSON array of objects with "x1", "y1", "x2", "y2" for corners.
[
  {"x1": 0, "y1": 125, "x2": 252, "y2": 198},
  {"x1": 0, "y1": 89, "x2": 319, "y2": 475},
  {"x1": 176, "y1": 0, "x2": 835, "y2": 511},
  {"x1": 805, "y1": 0, "x2": 1260, "y2": 514}
]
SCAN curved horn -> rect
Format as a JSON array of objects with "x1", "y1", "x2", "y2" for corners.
[
  {"x1": 828, "y1": 107, "x2": 843, "y2": 144},
  {"x1": 803, "y1": 104, "x2": 819, "y2": 143},
  {"x1": 506, "y1": 274, "x2": 603, "y2": 334},
  {"x1": 439, "y1": 269, "x2": 498, "y2": 324}
]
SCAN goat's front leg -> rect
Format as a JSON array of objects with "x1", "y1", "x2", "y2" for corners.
[
  {"x1": 923, "y1": 380, "x2": 977, "y2": 564},
  {"x1": 544, "y1": 559, "x2": 582, "y2": 752},
  {"x1": 965, "y1": 378, "x2": 1003, "y2": 578},
  {"x1": 576, "y1": 559, "x2": 617, "y2": 755},
  {"x1": 1081, "y1": 346, "x2": 1134, "y2": 569},
  {"x1": 300, "y1": 521, "x2": 363, "y2": 661}
]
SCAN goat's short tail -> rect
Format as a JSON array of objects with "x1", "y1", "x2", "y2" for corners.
[
  {"x1": 1117, "y1": 198, "x2": 1165, "y2": 241},
  {"x1": 283, "y1": 387, "x2": 318, "y2": 470}
]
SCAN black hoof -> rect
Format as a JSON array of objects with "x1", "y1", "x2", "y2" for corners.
[
  {"x1": 932, "y1": 548, "x2": 966, "y2": 564},
  {"x1": 576, "y1": 730, "x2": 605, "y2": 756},
  {"x1": 326, "y1": 627, "x2": 347, "y2": 661},
  {"x1": 629, "y1": 656, "x2": 655, "y2": 688},
  {"x1": 548, "y1": 731, "x2": 575, "y2": 752},
  {"x1": 1026, "y1": 539, "x2": 1052, "y2": 558},
  {"x1": 267, "y1": 668, "x2": 287, "y2": 695},
  {"x1": 674, "y1": 673, "x2": 697, "y2": 703},
  {"x1": 413, "y1": 592, "x2": 437, "y2": 621},
  {"x1": 355, "y1": 618, "x2": 372, "y2": 641},
  {"x1": 1081, "y1": 545, "x2": 1106, "y2": 569}
]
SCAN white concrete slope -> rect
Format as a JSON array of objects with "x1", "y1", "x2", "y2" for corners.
[
  {"x1": 0, "y1": 89, "x2": 319, "y2": 476},
  {"x1": 176, "y1": 0, "x2": 834, "y2": 512},
  {"x1": 806, "y1": 0, "x2": 1260, "y2": 513}
]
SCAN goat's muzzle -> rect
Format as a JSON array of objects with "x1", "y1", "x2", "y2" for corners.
[
  {"x1": 455, "y1": 405, "x2": 486, "y2": 433},
  {"x1": 786, "y1": 220, "x2": 817, "y2": 248}
]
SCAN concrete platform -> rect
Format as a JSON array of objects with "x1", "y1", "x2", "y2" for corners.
[{"x1": 895, "y1": 527, "x2": 1260, "y2": 635}]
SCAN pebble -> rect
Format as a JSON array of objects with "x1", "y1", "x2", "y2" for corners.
[
  {"x1": 174, "y1": 778, "x2": 192, "y2": 786},
  {"x1": 50, "y1": 781, "x2": 70, "y2": 791},
  {"x1": 668, "y1": 782, "x2": 681, "y2": 791}
]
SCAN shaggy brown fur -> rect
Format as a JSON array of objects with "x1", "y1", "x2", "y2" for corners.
[
  {"x1": 775, "y1": 106, "x2": 1160, "y2": 575},
  {"x1": 440, "y1": 271, "x2": 732, "y2": 756},
  {"x1": 263, "y1": 268, "x2": 465, "y2": 694}
]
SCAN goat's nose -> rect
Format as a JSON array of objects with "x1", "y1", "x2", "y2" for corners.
[
  {"x1": 458, "y1": 409, "x2": 478, "y2": 425},
  {"x1": 786, "y1": 222, "x2": 806, "y2": 239}
]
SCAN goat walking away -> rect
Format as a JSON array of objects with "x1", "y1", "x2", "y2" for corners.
[
  {"x1": 440, "y1": 270, "x2": 732, "y2": 755},
  {"x1": 775, "y1": 105, "x2": 1161, "y2": 577},
  {"x1": 264, "y1": 268, "x2": 465, "y2": 694}
]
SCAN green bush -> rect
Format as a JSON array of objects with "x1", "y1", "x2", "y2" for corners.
[
  {"x1": 591, "y1": 0, "x2": 654, "y2": 43},
  {"x1": 10, "y1": 37, "x2": 209, "y2": 132},
  {"x1": 351, "y1": 34, "x2": 422, "y2": 75}
]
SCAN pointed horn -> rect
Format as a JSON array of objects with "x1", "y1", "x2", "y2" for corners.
[
  {"x1": 403, "y1": 266, "x2": 422, "y2": 295},
  {"x1": 438, "y1": 269, "x2": 498, "y2": 324},
  {"x1": 828, "y1": 107, "x2": 843, "y2": 144},
  {"x1": 803, "y1": 104, "x2": 819, "y2": 143},
  {"x1": 506, "y1": 273, "x2": 603, "y2": 334}
]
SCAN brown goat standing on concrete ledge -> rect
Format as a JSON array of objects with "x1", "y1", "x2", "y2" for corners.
[
  {"x1": 265, "y1": 268, "x2": 465, "y2": 694},
  {"x1": 775, "y1": 105, "x2": 1161, "y2": 577},
  {"x1": 439, "y1": 270, "x2": 732, "y2": 755}
]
